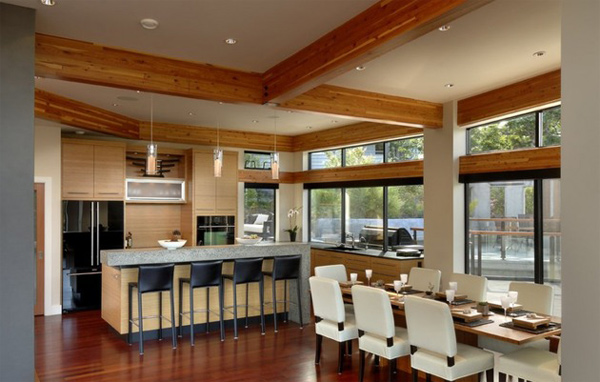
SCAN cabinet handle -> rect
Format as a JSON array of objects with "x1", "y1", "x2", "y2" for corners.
[
  {"x1": 98, "y1": 192, "x2": 120, "y2": 195},
  {"x1": 67, "y1": 192, "x2": 90, "y2": 195}
]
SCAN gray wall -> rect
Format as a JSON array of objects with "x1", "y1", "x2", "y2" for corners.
[{"x1": 0, "y1": 3, "x2": 36, "y2": 381}]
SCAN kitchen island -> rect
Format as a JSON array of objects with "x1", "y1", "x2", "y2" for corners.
[{"x1": 100, "y1": 242, "x2": 310, "y2": 336}]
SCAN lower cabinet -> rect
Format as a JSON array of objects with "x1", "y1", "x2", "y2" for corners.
[{"x1": 310, "y1": 248, "x2": 422, "y2": 284}]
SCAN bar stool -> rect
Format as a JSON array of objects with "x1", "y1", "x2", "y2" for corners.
[
  {"x1": 222, "y1": 258, "x2": 265, "y2": 339},
  {"x1": 127, "y1": 263, "x2": 176, "y2": 355},
  {"x1": 263, "y1": 255, "x2": 303, "y2": 332},
  {"x1": 178, "y1": 260, "x2": 225, "y2": 345}
]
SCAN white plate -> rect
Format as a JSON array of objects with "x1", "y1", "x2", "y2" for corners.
[
  {"x1": 236, "y1": 237, "x2": 263, "y2": 245},
  {"x1": 158, "y1": 239, "x2": 187, "y2": 250}
]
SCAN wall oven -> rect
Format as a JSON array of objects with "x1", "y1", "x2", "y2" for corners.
[{"x1": 196, "y1": 216, "x2": 235, "y2": 246}]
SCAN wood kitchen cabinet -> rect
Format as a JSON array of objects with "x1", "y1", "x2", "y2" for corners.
[
  {"x1": 62, "y1": 139, "x2": 125, "y2": 200},
  {"x1": 193, "y1": 150, "x2": 238, "y2": 214}
]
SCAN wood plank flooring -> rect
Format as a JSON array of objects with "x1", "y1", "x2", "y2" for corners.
[{"x1": 35, "y1": 311, "x2": 413, "y2": 382}]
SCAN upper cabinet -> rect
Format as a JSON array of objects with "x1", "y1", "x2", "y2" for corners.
[
  {"x1": 62, "y1": 139, "x2": 125, "y2": 200},
  {"x1": 193, "y1": 150, "x2": 238, "y2": 214}
]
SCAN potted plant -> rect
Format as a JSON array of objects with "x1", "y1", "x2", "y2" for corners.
[
  {"x1": 284, "y1": 206, "x2": 302, "y2": 242},
  {"x1": 476, "y1": 301, "x2": 489, "y2": 315}
]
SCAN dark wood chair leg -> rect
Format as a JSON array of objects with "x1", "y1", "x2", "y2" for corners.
[
  {"x1": 245, "y1": 283, "x2": 249, "y2": 329},
  {"x1": 388, "y1": 358, "x2": 396, "y2": 382},
  {"x1": 259, "y1": 278, "x2": 265, "y2": 335},
  {"x1": 518, "y1": 379, "x2": 525, "y2": 382},
  {"x1": 138, "y1": 291, "x2": 144, "y2": 355},
  {"x1": 412, "y1": 368, "x2": 418, "y2": 382},
  {"x1": 178, "y1": 280, "x2": 183, "y2": 338},
  {"x1": 498, "y1": 372, "x2": 507, "y2": 382},
  {"x1": 272, "y1": 276, "x2": 278, "y2": 332},
  {"x1": 347, "y1": 340, "x2": 353, "y2": 356},
  {"x1": 283, "y1": 279, "x2": 288, "y2": 322},
  {"x1": 218, "y1": 282, "x2": 225, "y2": 341},
  {"x1": 170, "y1": 288, "x2": 176, "y2": 349},
  {"x1": 478, "y1": 371, "x2": 483, "y2": 382},
  {"x1": 359, "y1": 349, "x2": 365, "y2": 382},
  {"x1": 374, "y1": 355, "x2": 380, "y2": 366},
  {"x1": 486, "y1": 369, "x2": 494, "y2": 382},
  {"x1": 315, "y1": 334, "x2": 323, "y2": 364},
  {"x1": 158, "y1": 291, "x2": 163, "y2": 341},
  {"x1": 190, "y1": 285, "x2": 195, "y2": 346},
  {"x1": 205, "y1": 288, "x2": 210, "y2": 333},
  {"x1": 338, "y1": 341, "x2": 345, "y2": 374},
  {"x1": 233, "y1": 281, "x2": 238, "y2": 339},
  {"x1": 127, "y1": 284, "x2": 133, "y2": 345},
  {"x1": 426, "y1": 373, "x2": 432, "y2": 382},
  {"x1": 296, "y1": 278, "x2": 303, "y2": 328}
]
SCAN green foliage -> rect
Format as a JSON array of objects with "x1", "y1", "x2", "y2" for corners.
[
  {"x1": 388, "y1": 185, "x2": 424, "y2": 218},
  {"x1": 244, "y1": 188, "x2": 274, "y2": 218},
  {"x1": 490, "y1": 186, "x2": 505, "y2": 218},
  {"x1": 542, "y1": 107, "x2": 561, "y2": 146},
  {"x1": 468, "y1": 199, "x2": 479, "y2": 217},
  {"x1": 323, "y1": 150, "x2": 342, "y2": 168},
  {"x1": 386, "y1": 137, "x2": 424, "y2": 161},
  {"x1": 469, "y1": 113, "x2": 536, "y2": 154},
  {"x1": 524, "y1": 186, "x2": 534, "y2": 215},
  {"x1": 344, "y1": 146, "x2": 377, "y2": 166}
]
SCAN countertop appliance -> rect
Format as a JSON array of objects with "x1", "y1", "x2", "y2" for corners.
[
  {"x1": 62, "y1": 201, "x2": 124, "y2": 312},
  {"x1": 197, "y1": 216, "x2": 235, "y2": 246}
]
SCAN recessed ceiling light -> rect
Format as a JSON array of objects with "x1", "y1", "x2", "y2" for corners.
[
  {"x1": 444, "y1": 83, "x2": 454, "y2": 88},
  {"x1": 224, "y1": 38, "x2": 237, "y2": 45},
  {"x1": 34, "y1": 76, "x2": 40, "y2": 79},
  {"x1": 438, "y1": 25, "x2": 451, "y2": 32},
  {"x1": 252, "y1": 120, "x2": 259, "y2": 123},
  {"x1": 136, "y1": 90, "x2": 141, "y2": 94},
  {"x1": 112, "y1": 103, "x2": 119, "y2": 107},
  {"x1": 188, "y1": 112, "x2": 195, "y2": 116},
  {"x1": 140, "y1": 18, "x2": 159, "y2": 30},
  {"x1": 40, "y1": 0, "x2": 55, "y2": 6},
  {"x1": 356, "y1": 65, "x2": 366, "y2": 71},
  {"x1": 219, "y1": 102, "x2": 224, "y2": 105},
  {"x1": 306, "y1": 126, "x2": 313, "y2": 130},
  {"x1": 532, "y1": 50, "x2": 546, "y2": 57}
]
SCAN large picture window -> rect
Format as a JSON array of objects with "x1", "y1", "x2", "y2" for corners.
[{"x1": 244, "y1": 184, "x2": 276, "y2": 241}]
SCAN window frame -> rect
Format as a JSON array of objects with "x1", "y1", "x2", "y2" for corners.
[
  {"x1": 243, "y1": 151, "x2": 272, "y2": 170},
  {"x1": 243, "y1": 183, "x2": 278, "y2": 241}
]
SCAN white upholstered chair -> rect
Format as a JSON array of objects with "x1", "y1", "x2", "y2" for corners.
[
  {"x1": 404, "y1": 296, "x2": 494, "y2": 382},
  {"x1": 498, "y1": 338, "x2": 561, "y2": 382},
  {"x1": 308, "y1": 276, "x2": 359, "y2": 374},
  {"x1": 351, "y1": 285, "x2": 410, "y2": 382},
  {"x1": 448, "y1": 273, "x2": 488, "y2": 302},
  {"x1": 408, "y1": 267, "x2": 442, "y2": 293},
  {"x1": 314, "y1": 264, "x2": 348, "y2": 282},
  {"x1": 509, "y1": 281, "x2": 554, "y2": 315}
]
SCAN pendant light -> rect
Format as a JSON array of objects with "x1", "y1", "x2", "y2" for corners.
[
  {"x1": 214, "y1": 112, "x2": 223, "y2": 177},
  {"x1": 271, "y1": 108, "x2": 280, "y2": 180},
  {"x1": 145, "y1": 93, "x2": 158, "y2": 177}
]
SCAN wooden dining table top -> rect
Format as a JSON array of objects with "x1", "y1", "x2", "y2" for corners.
[{"x1": 340, "y1": 286, "x2": 561, "y2": 346}]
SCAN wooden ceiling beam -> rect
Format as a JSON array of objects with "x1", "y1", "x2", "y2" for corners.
[
  {"x1": 35, "y1": 33, "x2": 264, "y2": 104},
  {"x1": 35, "y1": 89, "x2": 140, "y2": 139},
  {"x1": 262, "y1": 0, "x2": 491, "y2": 103},
  {"x1": 283, "y1": 85, "x2": 442, "y2": 128}
]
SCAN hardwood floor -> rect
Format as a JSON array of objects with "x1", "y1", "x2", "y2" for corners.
[{"x1": 35, "y1": 311, "x2": 413, "y2": 382}]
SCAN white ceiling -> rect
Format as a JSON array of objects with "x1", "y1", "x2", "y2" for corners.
[{"x1": 6, "y1": 0, "x2": 562, "y2": 135}]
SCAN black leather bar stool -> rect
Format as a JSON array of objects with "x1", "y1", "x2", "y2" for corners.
[
  {"x1": 178, "y1": 260, "x2": 225, "y2": 345},
  {"x1": 127, "y1": 263, "x2": 176, "y2": 355},
  {"x1": 263, "y1": 255, "x2": 303, "y2": 332},
  {"x1": 222, "y1": 258, "x2": 265, "y2": 339}
]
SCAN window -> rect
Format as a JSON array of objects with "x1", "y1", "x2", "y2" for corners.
[
  {"x1": 309, "y1": 149, "x2": 342, "y2": 169},
  {"x1": 467, "y1": 113, "x2": 536, "y2": 154},
  {"x1": 466, "y1": 178, "x2": 561, "y2": 316},
  {"x1": 308, "y1": 136, "x2": 423, "y2": 170},
  {"x1": 308, "y1": 183, "x2": 424, "y2": 249},
  {"x1": 542, "y1": 106, "x2": 561, "y2": 147},
  {"x1": 244, "y1": 184, "x2": 276, "y2": 241},
  {"x1": 244, "y1": 151, "x2": 271, "y2": 170}
]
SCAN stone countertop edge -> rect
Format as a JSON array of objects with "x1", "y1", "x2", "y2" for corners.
[
  {"x1": 310, "y1": 243, "x2": 423, "y2": 260},
  {"x1": 101, "y1": 242, "x2": 310, "y2": 267}
]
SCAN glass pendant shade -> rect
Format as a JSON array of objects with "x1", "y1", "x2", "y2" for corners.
[
  {"x1": 214, "y1": 148, "x2": 223, "y2": 178},
  {"x1": 271, "y1": 152, "x2": 280, "y2": 180},
  {"x1": 146, "y1": 143, "x2": 158, "y2": 176}
]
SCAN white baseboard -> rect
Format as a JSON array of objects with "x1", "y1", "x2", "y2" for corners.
[{"x1": 44, "y1": 304, "x2": 62, "y2": 316}]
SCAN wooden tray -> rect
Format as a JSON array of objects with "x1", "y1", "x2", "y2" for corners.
[
  {"x1": 488, "y1": 301, "x2": 523, "y2": 312},
  {"x1": 339, "y1": 281, "x2": 364, "y2": 288},
  {"x1": 451, "y1": 308, "x2": 483, "y2": 323},
  {"x1": 435, "y1": 292, "x2": 468, "y2": 301},
  {"x1": 513, "y1": 315, "x2": 551, "y2": 329}
]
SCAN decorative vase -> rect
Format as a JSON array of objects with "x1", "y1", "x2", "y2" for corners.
[{"x1": 289, "y1": 231, "x2": 297, "y2": 242}]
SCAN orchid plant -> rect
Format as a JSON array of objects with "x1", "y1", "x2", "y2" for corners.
[{"x1": 285, "y1": 206, "x2": 302, "y2": 234}]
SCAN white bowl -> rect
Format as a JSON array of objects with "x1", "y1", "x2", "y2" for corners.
[
  {"x1": 236, "y1": 237, "x2": 263, "y2": 245},
  {"x1": 158, "y1": 239, "x2": 187, "y2": 250}
]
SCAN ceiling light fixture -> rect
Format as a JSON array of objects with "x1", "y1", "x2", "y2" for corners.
[
  {"x1": 188, "y1": 112, "x2": 195, "y2": 116},
  {"x1": 140, "y1": 18, "x2": 159, "y2": 30},
  {"x1": 145, "y1": 94, "x2": 159, "y2": 177},
  {"x1": 532, "y1": 50, "x2": 546, "y2": 57},
  {"x1": 271, "y1": 108, "x2": 280, "y2": 180},
  {"x1": 224, "y1": 38, "x2": 237, "y2": 45},
  {"x1": 112, "y1": 103, "x2": 119, "y2": 107},
  {"x1": 214, "y1": 105, "x2": 223, "y2": 178},
  {"x1": 445, "y1": 83, "x2": 454, "y2": 88},
  {"x1": 306, "y1": 126, "x2": 313, "y2": 130},
  {"x1": 438, "y1": 25, "x2": 451, "y2": 32},
  {"x1": 40, "y1": 0, "x2": 55, "y2": 6},
  {"x1": 355, "y1": 65, "x2": 366, "y2": 71},
  {"x1": 252, "y1": 120, "x2": 259, "y2": 123}
]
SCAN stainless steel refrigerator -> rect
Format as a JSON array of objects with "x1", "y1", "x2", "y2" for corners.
[{"x1": 62, "y1": 201, "x2": 124, "y2": 312}]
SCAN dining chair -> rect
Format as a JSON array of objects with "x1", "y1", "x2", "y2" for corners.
[
  {"x1": 314, "y1": 264, "x2": 348, "y2": 282},
  {"x1": 404, "y1": 296, "x2": 494, "y2": 382},
  {"x1": 308, "y1": 276, "x2": 359, "y2": 374},
  {"x1": 509, "y1": 282, "x2": 554, "y2": 315},
  {"x1": 351, "y1": 285, "x2": 410, "y2": 382},
  {"x1": 448, "y1": 273, "x2": 488, "y2": 302},
  {"x1": 408, "y1": 267, "x2": 441, "y2": 293},
  {"x1": 497, "y1": 338, "x2": 561, "y2": 382}
]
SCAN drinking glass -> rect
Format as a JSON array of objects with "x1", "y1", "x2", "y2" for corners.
[
  {"x1": 350, "y1": 273, "x2": 358, "y2": 285},
  {"x1": 501, "y1": 296, "x2": 512, "y2": 321},
  {"x1": 445, "y1": 289, "x2": 455, "y2": 305},
  {"x1": 365, "y1": 269, "x2": 373, "y2": 286},
  {"x1": 448, "y1": 281, "x2": 458, "y2": 292},
  {"x1": 393, "y1": 280, "x2": 403, "y2": 301},
  {"x1": 508, "y1": 291, "x2": 518, "y2": 315},
  {"x1": 400, "y1": 273, "x2": 408, "y2": 296}
]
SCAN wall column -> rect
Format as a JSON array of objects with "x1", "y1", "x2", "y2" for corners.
[
  {"x1": 0, "y1": 3, "x2": 36, "y2": 381},
  {"x1": 423, "y1": 101, "x2": 465, "y2": 285},
  {"x1": 562, "y1": 0, "x2": 600, "y2": 379}
]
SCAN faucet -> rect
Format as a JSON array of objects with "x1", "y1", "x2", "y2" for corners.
[
  {"x1": 359, "y1": 235, "x2": 368, "y2": 250},
  {"x1": 346, "y1": 233, "x2": 355, "y2": 249}
]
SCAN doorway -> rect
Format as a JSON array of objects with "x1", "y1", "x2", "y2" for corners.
[{"x1": 34, "y1": 183, "x2": 45, "y2": 316}]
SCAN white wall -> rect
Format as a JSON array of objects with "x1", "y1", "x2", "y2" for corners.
[
  {"x1": 423, "y1": 101, "x2": 465, "y2": 287},
  {"x1": 34, "y1": 123, "x2": 62, "y2": 315}
]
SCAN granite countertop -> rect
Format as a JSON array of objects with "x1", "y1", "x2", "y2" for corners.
[{"x1": 310, "y1": 243, "x2": 423, "y2": 260}]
